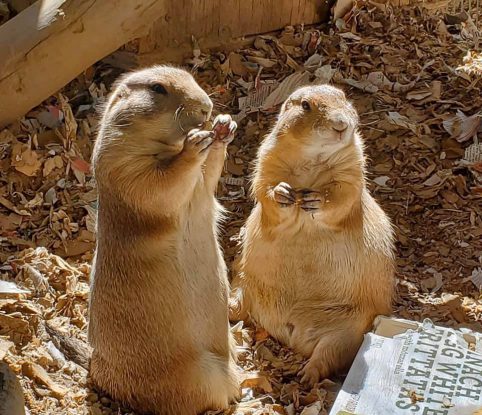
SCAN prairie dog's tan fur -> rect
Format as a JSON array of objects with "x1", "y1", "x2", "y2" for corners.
[
  {"x1": 230, "y1": 85, "x2": 395, "y2": 385},
  {"x1": 88, "y1": 66, "x2": 239, "y2": 414}
]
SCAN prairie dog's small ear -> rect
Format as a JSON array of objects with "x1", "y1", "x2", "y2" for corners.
[
  {"x1": 117, "y1": 84, "x2": 129, "y2": 99},
  {"x1": 280, "y1": 99, "x2": 291, "y2": 115},
  {"x1": 108, "y1": 84, "x2": 129, "y2": 108}
]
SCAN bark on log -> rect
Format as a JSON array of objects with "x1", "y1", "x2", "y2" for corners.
[{"x1": 0, "y1": 0, "x2": 168, "y2": 128}]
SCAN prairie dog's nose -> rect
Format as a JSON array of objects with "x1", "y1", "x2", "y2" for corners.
[
  {"x1": 332, "y1": 120, "x2": 348, "y2": 132},
  {"x1": 200, "y1": 97, "x2": 213, "y2": 120}
]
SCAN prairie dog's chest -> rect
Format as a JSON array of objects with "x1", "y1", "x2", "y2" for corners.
[
  {"x1": 274, "y1": 161, "x2": 333, "y2": 190},
  {"x1": 248, "y1": 218, "x2": 358, "y2": 281},
  {"x1": 181, "y1": 190, "x2": 219, "y2": 253}
]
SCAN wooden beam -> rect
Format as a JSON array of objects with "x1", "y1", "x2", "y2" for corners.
[
  {"x1": 138, "y1": 0, "x2": 327, "y2": 57},
  {"x1": 0, "y1": 0, "x2": 327, "y2": 127},
  {"x1": 0, "y1": 0, "x2": 168, "y2": 128}
]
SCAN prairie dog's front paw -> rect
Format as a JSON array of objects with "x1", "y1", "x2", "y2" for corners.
[
  {"x1": 273, "y1": 182, "x2": 297, "y2": 207},
  {"x1": 297, "y1": 189, "x2": 325, "y2": 212},
  {"x1": 184, "y1": 129, "x2": 214, "y2": 158},
  {"x1": 212, "y1": 114, "x2": 237, "y2": 145}
]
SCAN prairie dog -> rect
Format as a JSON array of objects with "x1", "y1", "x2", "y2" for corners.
[
  {"x1": 230, "y1": 85, "x2": 395, "y2": 386},
  {"x1": 88, "y1": 66, "x2": 239, "y2": 414}
]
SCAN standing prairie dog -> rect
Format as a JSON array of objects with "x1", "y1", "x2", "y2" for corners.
[
  {"x1": 88, "y1": 66, "x2": 239, "y2": 414},
  {"x1": 230, "y1": 85, "x2": 395, "y2": 386}
]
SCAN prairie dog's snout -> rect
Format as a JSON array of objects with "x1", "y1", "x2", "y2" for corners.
[
  {"x1": 180, "y1": 93, "x2": 213, "y2": 129},
  {"x1": 277, "y1": 85, "x2": 359, "y2": 152},
  {"x1": 331, "y1": 119, "x2": 348, "y2": 132}
]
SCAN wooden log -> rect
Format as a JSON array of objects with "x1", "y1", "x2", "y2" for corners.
[
  {"x1": 0, "y1": 0, "x2": 168, "y2": 128},
  {"x1": 6, "y1": 0, "x2": 36, "y2": 14}
]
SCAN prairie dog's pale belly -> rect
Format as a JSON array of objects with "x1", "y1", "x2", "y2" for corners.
[
  {"x1": 90, "y1": 187, "x2": 228, "y2": 355},
  {"x1": 181, "y1": 189, "x2": 229, "y2": 342},
  {"x1": 242, "y1": 205, "x2": 371, "y2": 343}
]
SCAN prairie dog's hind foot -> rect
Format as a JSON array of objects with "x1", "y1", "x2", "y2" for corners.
[
  {"x1": 299, "y1": 354, "x2": 331, "y2": 387},
  {"x1": 298, "y1": 330, "x2": 362, "y2": 387},
  {"x1": 228, "y1": 287, "x2": 249, "y2": 322}
]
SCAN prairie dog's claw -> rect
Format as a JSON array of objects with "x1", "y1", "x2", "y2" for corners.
[
  {"x1": 273, "y1": 182, "x2": 296, "y2": 207},
  {"x1": 184, "y1": 129, "x2": 214, "y2": 155},
  {"x1": 213, "y1": 114, "x2": 232, "y2": 126},
  {"x1": 297, "y1": 189, "x2": 324, "y2": 212},
  {"x1": 213, "y1": 114, "x2": 237, "y2": 144},
  {"x1": 299, "y1": 362, "x2": 322, "y2": 387}
]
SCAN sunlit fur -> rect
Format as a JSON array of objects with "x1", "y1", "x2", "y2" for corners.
[
  {"x1": 230, "y1": 85, "x2": 395, "y2": 385},
  {"x1": 89, "y1": 66, "x2": 239, "y2": 414}
]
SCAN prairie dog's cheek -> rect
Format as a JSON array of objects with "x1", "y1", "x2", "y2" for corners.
[
  {"x1": 301, "y1": 131, "x2": 328, "y2": 158},
  {"x1": 342, "y1": 125, "x2": 356, "y2": 143},
  {"x1": 302, "y1": 130, "x2": 346, "y2": 159}
]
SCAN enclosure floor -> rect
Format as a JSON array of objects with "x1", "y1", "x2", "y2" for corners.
[{"x1": 0, "y1": 4, "x2": 481, "y2": 415}]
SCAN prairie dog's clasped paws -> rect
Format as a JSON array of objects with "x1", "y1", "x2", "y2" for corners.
[
  {"x1": 273, "y1": 182, "x2": 297, "y2": 207},
  {"x1": 213, "y1": 114, "x2": 237, "y2": 145},
  {"x1": 184, "y1": 129, "x2": 214, "y2": 157},
  {"x1": 273, "y1": 183, "x2": 329, "y2": 211},
  {"x1": 297, "y1": 189, "x2": 325, "y2": 212}
]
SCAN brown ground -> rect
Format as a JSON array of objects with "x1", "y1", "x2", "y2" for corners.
[{"x1": 0, "y1": 3, "x2": 481, "y2": 415}]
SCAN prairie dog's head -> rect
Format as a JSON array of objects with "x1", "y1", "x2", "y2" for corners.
[
  {"x1": 98, "y1": 65, "x2": 213, "y2": 154},
  {"x1": 275, "y1": 85, "x2": 359, "y2": 157}
]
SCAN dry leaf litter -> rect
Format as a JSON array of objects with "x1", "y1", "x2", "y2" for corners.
[{"x1": 1, "y1": 2, "x2": 482, "y2": 414}]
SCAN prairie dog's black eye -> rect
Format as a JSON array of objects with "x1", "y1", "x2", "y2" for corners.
[
  {"x1": 150, "y1": 83, "x2": 167, "y2": 95},
  {"x1": 301, "y1": 100, "x2": 311, "y2": 111}
]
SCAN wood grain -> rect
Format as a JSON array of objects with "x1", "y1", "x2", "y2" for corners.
[
  {"x1": 0, "y1": 0, "x2": 325, "y2": 127},
  {"x1": 139, "y1": 0, "x2": 325, "y2": 54},
  {"x1": 0, "y1": 0, "x2": 169, "y2": 128}
]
